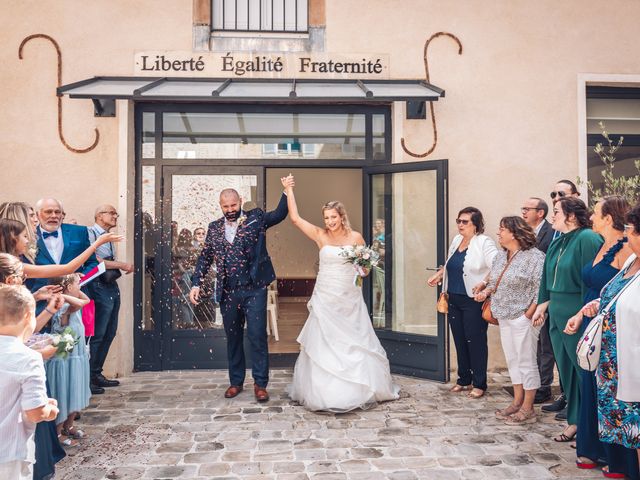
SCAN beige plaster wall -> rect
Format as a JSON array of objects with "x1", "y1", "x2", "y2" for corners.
[{"x1": 3, "y1": 0, "x2": 640, "y2": 375}]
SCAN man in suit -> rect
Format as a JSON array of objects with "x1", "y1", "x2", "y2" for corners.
[
  {"x1": 522, "y1": 197, "x2": 553, "y2": 253},
  {"x1": 189, "y1": 180, "x2": 290, "y2": 402},
  {"x1": 31, "y1": 198, "x2": 98, "y2": 293},
  {"x1": 522, "y1": 196, "x2": 555, "y2": 404}
]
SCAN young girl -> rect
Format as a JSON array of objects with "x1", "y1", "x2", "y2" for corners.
[{"x1": 46, "y1": 273, "x2": 91, "y2": 447}]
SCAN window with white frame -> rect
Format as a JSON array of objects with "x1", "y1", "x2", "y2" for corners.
[
  {"x1": 212, "y1": 0, "x2": 308, "y2": 33},
  {"x1": 586, "y1": 87, "x2": 640, "y2": 195}
]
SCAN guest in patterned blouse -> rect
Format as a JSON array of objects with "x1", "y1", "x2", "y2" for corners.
[
  {"x1": 474, "y1": 216, "x2": 545, "y2": 425},
  {"x1": 533, "y1": 197, "x2": 603, "y2": 443},
  {"x1": 564, "y1": 196, "x2": 638, "y2": 478},
  {"x1": 582, "y1": 201, "x2": 640, "y2": 475}
]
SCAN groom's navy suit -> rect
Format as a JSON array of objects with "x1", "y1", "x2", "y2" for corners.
[{"x1": 192, "y1": 193, "x2": 288, "y2": 387}]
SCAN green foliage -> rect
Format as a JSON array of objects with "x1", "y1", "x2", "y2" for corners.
[{"x1": 578, "y1": 121, "x2": 640, "y2": 207}]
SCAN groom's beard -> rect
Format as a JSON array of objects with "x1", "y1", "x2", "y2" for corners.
[{"x1": 224, "y1": 209, "x2": 241, "y2": 221}]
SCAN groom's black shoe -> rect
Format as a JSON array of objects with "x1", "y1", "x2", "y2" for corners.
[
  {"x1": 224, "y1": 385, "x2": 243, "y2": 398},
  {"x1": 254, "y1": 384, "x2": 269, "y2": 403}
]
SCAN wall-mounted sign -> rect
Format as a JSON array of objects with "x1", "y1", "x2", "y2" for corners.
[{"x1": 134, "y1": 51, "x2": 389, "y2": 79}]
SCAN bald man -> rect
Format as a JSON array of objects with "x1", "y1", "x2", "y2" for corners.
[
  {"x1": 30, "y1": 197, "x2": 98, "y2": 304},
  {"x1": 190, "y1": 184, "x2": 290, "y2": 403},
  {"x1": 86, "y1": 204, "x2": 133, "y2": 393}
]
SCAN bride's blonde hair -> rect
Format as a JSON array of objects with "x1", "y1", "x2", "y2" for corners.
[{"x1": 321, "y1": 201, "x2": 352, "y2": 233}]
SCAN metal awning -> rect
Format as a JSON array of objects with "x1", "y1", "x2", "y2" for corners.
[{"x1": 57, "y1": 77, "x2": 444, "y2": 103}]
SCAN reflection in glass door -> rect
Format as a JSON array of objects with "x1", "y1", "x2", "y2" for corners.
[
  {"x1": 366, "y1": 160, "x2": 448, "y2": 381},
  {"x1": 160, "y1": 167, "x2": 263, "y2": 369}
]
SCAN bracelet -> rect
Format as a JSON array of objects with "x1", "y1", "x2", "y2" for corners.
[{"x1": 45, "y1": 308, "x2": 55, "y2": 315}]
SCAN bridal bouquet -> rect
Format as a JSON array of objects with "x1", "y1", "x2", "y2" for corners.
[
  {"x1": 25, "y1": 327, "x2": 79, "y2": 359},
  {"x1": 339, "y1": 245, "x2": 380, "y2": 287}
]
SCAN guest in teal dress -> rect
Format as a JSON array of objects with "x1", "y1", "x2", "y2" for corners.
[
  {"x1": 533, "y1": 197, "x2": 603, "y2": 443},
  {"x1": 45, "y1": 273, "x2": 92, "y2": 447}
]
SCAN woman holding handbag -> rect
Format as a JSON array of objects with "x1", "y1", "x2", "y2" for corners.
[
  {"x1": 427, "y1": 207, "x2": 497, "y2": 399},
  {"x1": 581, "y1": 202, "x2": 640, "y2": 476},
  {"x1": 474, "y1": 217, "x2": 545, "y2": 425},
  {"x1": 564, "y1": 196, "x2": 638, "y2": 479}
]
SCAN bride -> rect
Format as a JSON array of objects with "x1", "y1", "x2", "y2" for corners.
[{"x1": 283, "y1": 175, "x2": 399, "y2": 412}]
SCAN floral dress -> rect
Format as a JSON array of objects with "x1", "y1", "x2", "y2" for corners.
[{"x1": 597, "y1": 270, "x2": 640, "y2": 449}]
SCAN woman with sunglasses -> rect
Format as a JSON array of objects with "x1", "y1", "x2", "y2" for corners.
[
  {"x1": 428, "y1": 207, "x2": 498, "y2": 399},
  {"x1": 532, "y1": 197, "x2": 603, "y2": 443}
]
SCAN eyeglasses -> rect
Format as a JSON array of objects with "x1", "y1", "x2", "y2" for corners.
[
  {"x1": 550, "y1": 191, "x2": 567, "y2": 200},
  {"x1": 521, "y1": 207, "x2": 542, "y2": 213},
  {"x1": 100, "y1": 211, "x2": 119, "y2": 217},
  {"x1": 624, "y1": 224, "x2": 635, "y2": 232},
  {"x1": 41, "y1": 209, "x2": 62, "y2": 215},
  {"x1": 455, "y1": 219, "x2": 470, "y2": 225}
]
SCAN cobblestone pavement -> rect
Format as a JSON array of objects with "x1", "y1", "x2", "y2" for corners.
[{"x1": 57, "y1": 369, "x2": 600, "y2": 480}]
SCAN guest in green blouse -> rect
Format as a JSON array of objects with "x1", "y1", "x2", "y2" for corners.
[{"x1": 532, "y1": 197, "x2": 603, "y2": 443}]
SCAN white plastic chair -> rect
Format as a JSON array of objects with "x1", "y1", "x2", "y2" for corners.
[{"x1": 266, "y1": 282, "x2": 279, "y2": 341}]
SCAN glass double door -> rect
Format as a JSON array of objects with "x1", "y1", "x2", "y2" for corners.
[{"x1": 138, "y1": 162, "x2": 448, "y2": 381}]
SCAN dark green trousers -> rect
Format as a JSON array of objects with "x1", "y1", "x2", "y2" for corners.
[{"x1": 548, "y1": 292, "x2": 583, "y2": 425}]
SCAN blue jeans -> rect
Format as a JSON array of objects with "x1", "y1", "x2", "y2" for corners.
[
  {"x1": 89, "y1": 280, "x2": 120, "y2": 378},
  {"x1": 220, "y1": 285, "x2": 268, "y2": 388}
]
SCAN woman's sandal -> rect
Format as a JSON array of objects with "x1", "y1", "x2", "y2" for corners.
[
  {"x1": 602, "y1": 466, "x2": 625, "y2": 479},
  {"x1": 553, "y1": 427, "x2": 577, "y2": 442},
  {"x1": 467, "y1": 388, "x2": 485, "y2": 399},
  {"x1": 504, "y1": 409, "x2": 537, "y2": 425},
  {"x1": 57, "y1": 434, "x2": 79, "y2": 448},
  {"x1": 575, "y1": 457, "x2": 598, "y2": 469},
  {"x1": 62, "y1": 427, "x2": 86, "y2": 439},
  {"x1": 449, "y1": 384, "x2": 472, "y2": 393},
  {"x1": 495, "y1": 404, "x2": 521, "y2": 419}
]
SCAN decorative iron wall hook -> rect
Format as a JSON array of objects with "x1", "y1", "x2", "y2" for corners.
[
  {"x1": 18, "y1": 34, "x2": 99, "y2": 154},
  {"x1": 401, "y1": 32, "x2": 463, "y2": 158}
]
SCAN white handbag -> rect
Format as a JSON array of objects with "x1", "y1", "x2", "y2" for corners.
[
  {"x1": 577, "y1": 271, "x2": 640, "y2": 371},
  {"x1": 576, "y1": 313, "x2": 604, "y2": 371}
]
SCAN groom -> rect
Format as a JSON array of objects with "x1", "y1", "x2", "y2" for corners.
[{"x1": 189, "y1": 181, "x2": 291, "y2": 402}]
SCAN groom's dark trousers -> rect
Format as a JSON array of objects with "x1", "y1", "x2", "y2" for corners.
[{"x1": 221, "y1": 286, "x2": 268, "y2": 387}]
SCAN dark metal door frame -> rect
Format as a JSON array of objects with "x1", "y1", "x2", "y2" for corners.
[
  {"x1": 159, "y1": 165, "x2": 264, "y2": 370},
  {"x1": 364, "y1": 159, "x2": 449, "y2": 382}
]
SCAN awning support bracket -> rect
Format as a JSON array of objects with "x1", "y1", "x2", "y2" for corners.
[{"x1": 92, "y1": 98, "x2": 115, "y2": 117}]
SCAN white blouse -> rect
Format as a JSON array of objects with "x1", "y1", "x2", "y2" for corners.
[
  {"x1": 442, "y1": 234, "x2": 498, "y2": 298},
  {"x1": 615, "y1": 254, "x2": 640, "y2": 402}
]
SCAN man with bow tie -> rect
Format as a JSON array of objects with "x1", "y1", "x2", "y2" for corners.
[
  {"x1": 189, "y1": 177, "x2": 292, "y2": 403},
  {"x1": 31, "y1": 198, "x2": 98, "y2": 285}
]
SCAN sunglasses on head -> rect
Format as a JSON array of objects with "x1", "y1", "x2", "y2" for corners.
[
  {"x1": 455, "y1": 219, "x2": 470, "y2": 225},
  {"x1": 550, "y1": 191, "x2": 567, "y2": 200}
]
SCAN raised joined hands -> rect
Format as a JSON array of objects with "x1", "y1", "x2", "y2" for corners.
[{"x1": 281, "y1": 174, "x2": 295, "y2": 191}]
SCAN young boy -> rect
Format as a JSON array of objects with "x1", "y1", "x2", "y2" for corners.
[{"x1": 0, "y1": 285, "x2": 59, "y2": 479}]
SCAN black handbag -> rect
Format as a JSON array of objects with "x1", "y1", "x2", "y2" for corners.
[{"x1": 100, "y1": 255, "x2": 122, "y2": 283}]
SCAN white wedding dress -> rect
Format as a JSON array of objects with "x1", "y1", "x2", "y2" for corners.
[{"x1": 288, "y1": 245, "x2": 400, "y2": 412}]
